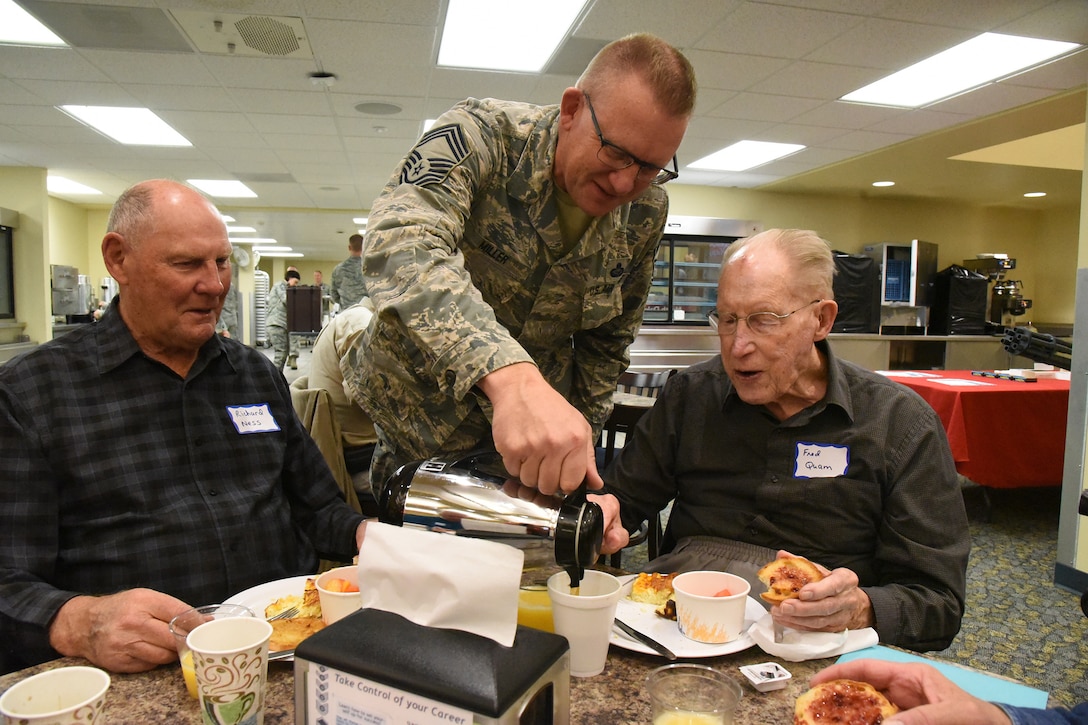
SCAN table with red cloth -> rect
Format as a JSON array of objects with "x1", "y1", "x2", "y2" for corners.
[{"x1": 882, "y1": 369, "x2": 1070, "y2": 488}]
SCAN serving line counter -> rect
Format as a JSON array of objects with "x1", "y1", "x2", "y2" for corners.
[{"x1": 628, "y1": 326, "x2": 1013, "y2": 374}]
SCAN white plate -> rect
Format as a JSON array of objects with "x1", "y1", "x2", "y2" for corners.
[
  {"x1": 609, "y1": 577, "x2": 764, "y2": 658},
  {"x1": 224, "y1": 575, "x2": 316, "y2": 661}
]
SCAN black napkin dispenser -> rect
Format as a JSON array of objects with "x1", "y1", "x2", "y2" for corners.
[{"x1": 294, "y1": 608, "x2": 571, "y2": 724}]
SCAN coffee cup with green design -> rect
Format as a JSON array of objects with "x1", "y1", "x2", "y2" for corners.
[{"x1": 187, "y1": 616, "x2": 273, "y2": 725}]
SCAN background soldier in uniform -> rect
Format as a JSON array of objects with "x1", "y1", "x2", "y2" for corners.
[
  {"x1": 330, "y1": 234, "x2": 367, "y2": 311},
  {"x1": 266, "y1": 269, "x2": 300, "y2": 372},
  {"x1": 343, "y1": 33, "x2": 696, "y2": 497}
]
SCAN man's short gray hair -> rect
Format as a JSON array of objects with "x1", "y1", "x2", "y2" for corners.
[{"x1": 721, "y1": 228, "x2": 836, "y2": 300}]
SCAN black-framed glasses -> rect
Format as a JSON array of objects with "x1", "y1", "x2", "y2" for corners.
[
  {"x1": 583, "y1": 92, "x2": 679, "y2": 185},
  {"x1": 708, "y1": 300, "x2": 822, "y2": 336}
]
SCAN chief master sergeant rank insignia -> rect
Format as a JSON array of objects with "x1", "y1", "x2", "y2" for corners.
[{"x1": 401, "y1": 124, "x2": 470, "y2": 186}]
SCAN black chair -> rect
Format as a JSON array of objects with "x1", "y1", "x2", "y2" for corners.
[{"x1": 603, "y1": 369, "x2": 676, "y2": 567}]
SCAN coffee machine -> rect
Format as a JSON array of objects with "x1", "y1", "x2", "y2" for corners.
[
  {"x1": 379, "y1": 451, "x2": 603, "y2": 589},
  {"x1": 961, "y1": 254, "x2": 1032, "y2": 328}
]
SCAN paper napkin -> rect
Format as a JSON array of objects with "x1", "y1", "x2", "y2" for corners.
[
  {"x1": 748, "y1": 612, "x2": 879, "y2": 661},
  {"x1": 357, "y1": 523, "x2": 524, "y2": 646}
]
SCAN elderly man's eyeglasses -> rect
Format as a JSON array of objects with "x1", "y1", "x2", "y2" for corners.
[
  {"x1": 582, "y1": 92, "x2": 679, "y2": 185},
  {"x1": 708, "y1": 300, "x2": 822, "y2": 336}
]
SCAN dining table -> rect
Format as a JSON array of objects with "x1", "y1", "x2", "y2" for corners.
[
  {"x1": 0, "y1": 645, "x2": 834, "y2": 723},
  {"x1": 883, "y1": 369, "x2": 1070, "y2": 488}
]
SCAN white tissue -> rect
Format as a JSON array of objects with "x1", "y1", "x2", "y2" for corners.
[
  {"x1": 357, "y1": 523, "x2": 524, "y2": 646},
  {"x1": 748, "y1": 612, "x2": 879, "y2": 662}
]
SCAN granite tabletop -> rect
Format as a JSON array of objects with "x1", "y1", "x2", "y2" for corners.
[{"x1": 0, "y1": 645, "x2": 831, "y2": 723}]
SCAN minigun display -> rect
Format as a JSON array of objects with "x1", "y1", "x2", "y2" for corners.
[{"x1": 1002, "y1": 327, "x2": 1072, "y2": 370}]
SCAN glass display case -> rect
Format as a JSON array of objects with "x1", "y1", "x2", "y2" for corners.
[{"x1": 643, "y1": 217, "x2": 760, "y2": 325}]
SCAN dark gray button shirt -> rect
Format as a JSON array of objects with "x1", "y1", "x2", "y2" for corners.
[
  {"x1": 605, "y1": 341, "x2": 970, "y2": 652},
  {"x1": 0, "y1": 301, "x2": 364, "y2": 672}
]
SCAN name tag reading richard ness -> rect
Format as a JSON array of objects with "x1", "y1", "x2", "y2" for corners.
[
  {"x1": 226, "y1": 404, "x2": 282, "y2": 434},
  {"x1": 794, "y1": 442, "x2": 849, "y2": 478}
]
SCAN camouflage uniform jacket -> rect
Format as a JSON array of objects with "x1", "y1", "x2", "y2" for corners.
[
  {"x1": 330, "y1": 256, "x2": 366, "y2": 309},
  {"x1": 343, "y1": 97, "x2": 668, "y2": 463},
  {"x1": 266, "y1": 280, "x2": 288, "y2": 329}
]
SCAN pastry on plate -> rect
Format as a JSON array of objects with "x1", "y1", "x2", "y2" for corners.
[
  {"x1": 269, "y1": 617, "x2": 326, "y2": 651},
  {"x1": 265, "y1": 577, "x2": 322, "y2": 619},
  {"x1": 629, "y1": 572, "x2": 676, "y2": 605}
]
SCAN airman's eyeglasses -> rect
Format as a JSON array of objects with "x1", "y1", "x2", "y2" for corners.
[
  {"x1": 583, "y1": 92, "x2": 679, "y2": 185},
  {"x1": 708, "y1": 300, "x2": 823, "y2": 336}
]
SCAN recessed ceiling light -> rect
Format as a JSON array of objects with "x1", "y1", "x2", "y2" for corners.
[
  {"x1": 689, "y1": 141, "x2": 805, "y2": 172},
  {"x1": 354, "y1": 102, "x2": 402, "y2": 115},
  {"x1": 841, "y1": 32, "x2": 1081, "y2": 109},
  {"x1": 353, "y1": 217, "x2": 368, "y2": 225},
  {"x1": 1024, "y1": 192, "x2": 1047, "y2": 198},
  {"x1": 47, "y1": 176, "x2": 102, "y2": 194},
  {"x1": 0, "y1": 0, "x2": 66, "y2": 46},
  {"x1": 187, "y1": 179, "x2": 257, "y2": 198},
  {"x1": 872, "y1": 181, "x2": 895, "y2": 187},
  {"x1": 438, "y1": 0, "x2": 587, "y2": 72},
  {"x1": 59, "y1": 105, "x2": 191, "y2": 146},
  {"x1": 227, "y1": 226, "x2": 256, "y2": 234}
]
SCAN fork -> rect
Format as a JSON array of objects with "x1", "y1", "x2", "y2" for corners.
[{"x1": 267, "y1": 605, "x2": 299, "y2": 621}]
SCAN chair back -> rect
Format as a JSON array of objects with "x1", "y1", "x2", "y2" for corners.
[
  {"x1": 289, "y1": 380, "x2": 363, "y2": 516},
  {"x1": 616, "y1": 369, "x2": 675, "y2": 398}
]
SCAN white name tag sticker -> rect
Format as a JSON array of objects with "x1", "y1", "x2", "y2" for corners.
[
  {"x1": 226, "y1": 404, "x2": 281, "y2": 434},
  {"x1": 794, "y1": 442, "x2": 849, "y2": 478}
]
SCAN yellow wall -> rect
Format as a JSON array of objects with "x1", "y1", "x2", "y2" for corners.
[{"x1": 1, "y1": 167, "x2": 49, "y2": 344}]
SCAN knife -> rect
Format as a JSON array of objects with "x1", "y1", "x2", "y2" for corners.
[{"x1": 613, "y1": 618, "x2": 677, "y2": 661}]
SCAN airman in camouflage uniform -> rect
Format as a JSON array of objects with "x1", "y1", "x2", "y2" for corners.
[
  {"x1": 330, "y1": 234, "x2": 367, "y2": 310},
  {"x1": 266, "y1": 270, "x2": 299, "y2": 372},
  {"x1": 342, "y1": 34, "x2": 696, "y2": 497}
]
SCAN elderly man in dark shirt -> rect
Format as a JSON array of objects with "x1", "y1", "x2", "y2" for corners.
[
  {"x1": 592, "y1": 229, "x2": 970, "y2": 652},
  {"x1": 0, "y1": 180, "x2": 367, "y2": 675}
]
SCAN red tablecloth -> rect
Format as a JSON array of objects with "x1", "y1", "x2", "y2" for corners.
[{"x1": 885, "y1": 370, "x2": 1070, "y2": 488}]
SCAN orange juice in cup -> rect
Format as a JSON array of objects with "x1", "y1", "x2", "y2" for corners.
[
  {"x1": 517, "y1": 585, "x2": 554, "y2": 632},
  {"x1": 180, "y1": 650, "x2": 198, "y2": 699}
]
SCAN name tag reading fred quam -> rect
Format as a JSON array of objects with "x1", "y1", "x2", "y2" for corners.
[
  {"x1": 794, "y1": 441, "x2": 849, "y2": 478},
  {"x1": 226, "y1": 404, "x2": 281, "y2": 434}
]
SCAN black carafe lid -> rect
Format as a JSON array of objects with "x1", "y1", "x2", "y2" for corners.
[{"x1": 554, "y1": 483, "x2": 603, "y2": 589}]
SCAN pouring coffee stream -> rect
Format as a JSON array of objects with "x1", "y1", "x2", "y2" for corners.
[{"x1": 379, "y1": 451, "x2": 604, "y2": 590}]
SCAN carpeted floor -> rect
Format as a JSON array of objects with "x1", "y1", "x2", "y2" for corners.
[
  {"x1": 940, "y1": 486, "x2": 1088, "y2": 709},
  {"x1": 622, "y1": 485, "x2": 1088, "y2": 709}
]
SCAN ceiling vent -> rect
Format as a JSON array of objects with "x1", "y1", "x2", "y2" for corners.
[
  {"x1": 171, "y1": 11, "x2": 313, "y2": 59},
  {"x1": 18, "y1": 1, "x2": 193, "y2": 52}
]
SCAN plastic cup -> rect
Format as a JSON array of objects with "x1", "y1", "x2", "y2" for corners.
[
  {"x1": 646, "y1": 663, "x2": 743, "y2": 725},
  {"x1": 517, "y1": 585, "x2": 554, "y2": 632},
  {"x1": 187, "y1": 616, "x2": 273, "y2": 725},
  {"x1": 0, "y1": 665, "x2": 110, "y2": 724},
  {"x1": 672, "y1": 571, "x2": 751, "y2": 644},
  {"x1": 546, "y1": 570, "x2": 622, "y2": 677},
  {"x1": 316, "y1": 565, "x2": 363, "y2": 624},
  {"x1": 169, "y1": 603, "x2": 255, "y2": 699}
]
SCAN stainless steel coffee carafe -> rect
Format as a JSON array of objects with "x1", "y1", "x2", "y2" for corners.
[{"x1": 379, "y1": 451, "x2": 603, "y2": 588}]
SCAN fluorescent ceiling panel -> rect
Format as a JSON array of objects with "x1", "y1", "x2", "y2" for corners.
[
  {"x1": 258, "y1": 251, "x2": 303, "y2": 258},
  {"x1": 47, "y1": 176, "x2": 101, "y2": 194},
  {"x1": 253, "y1": 245, "x2": 292, "y2": 252},
  {"x1": 438, "y1": 0, "x2": 587, "y2": 72},
  {"x1": 188, "y1": 180, "x2": 257, "y2": 198},
  {"x1": 60, "y1": 105, "x2": 191, "y2": 146},
  {"x1": 0, "y1": 0, "x2": 66, "y2": 46},
  {"x1": 227, "y1": 226, "x2": 256, "y2": 234},
  {"x1": 689, "y1": 141, "x2": 805, "y2": 172},
  {"x1": 841, "y1": 33, "x2": 1081, "y2": 109}
]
